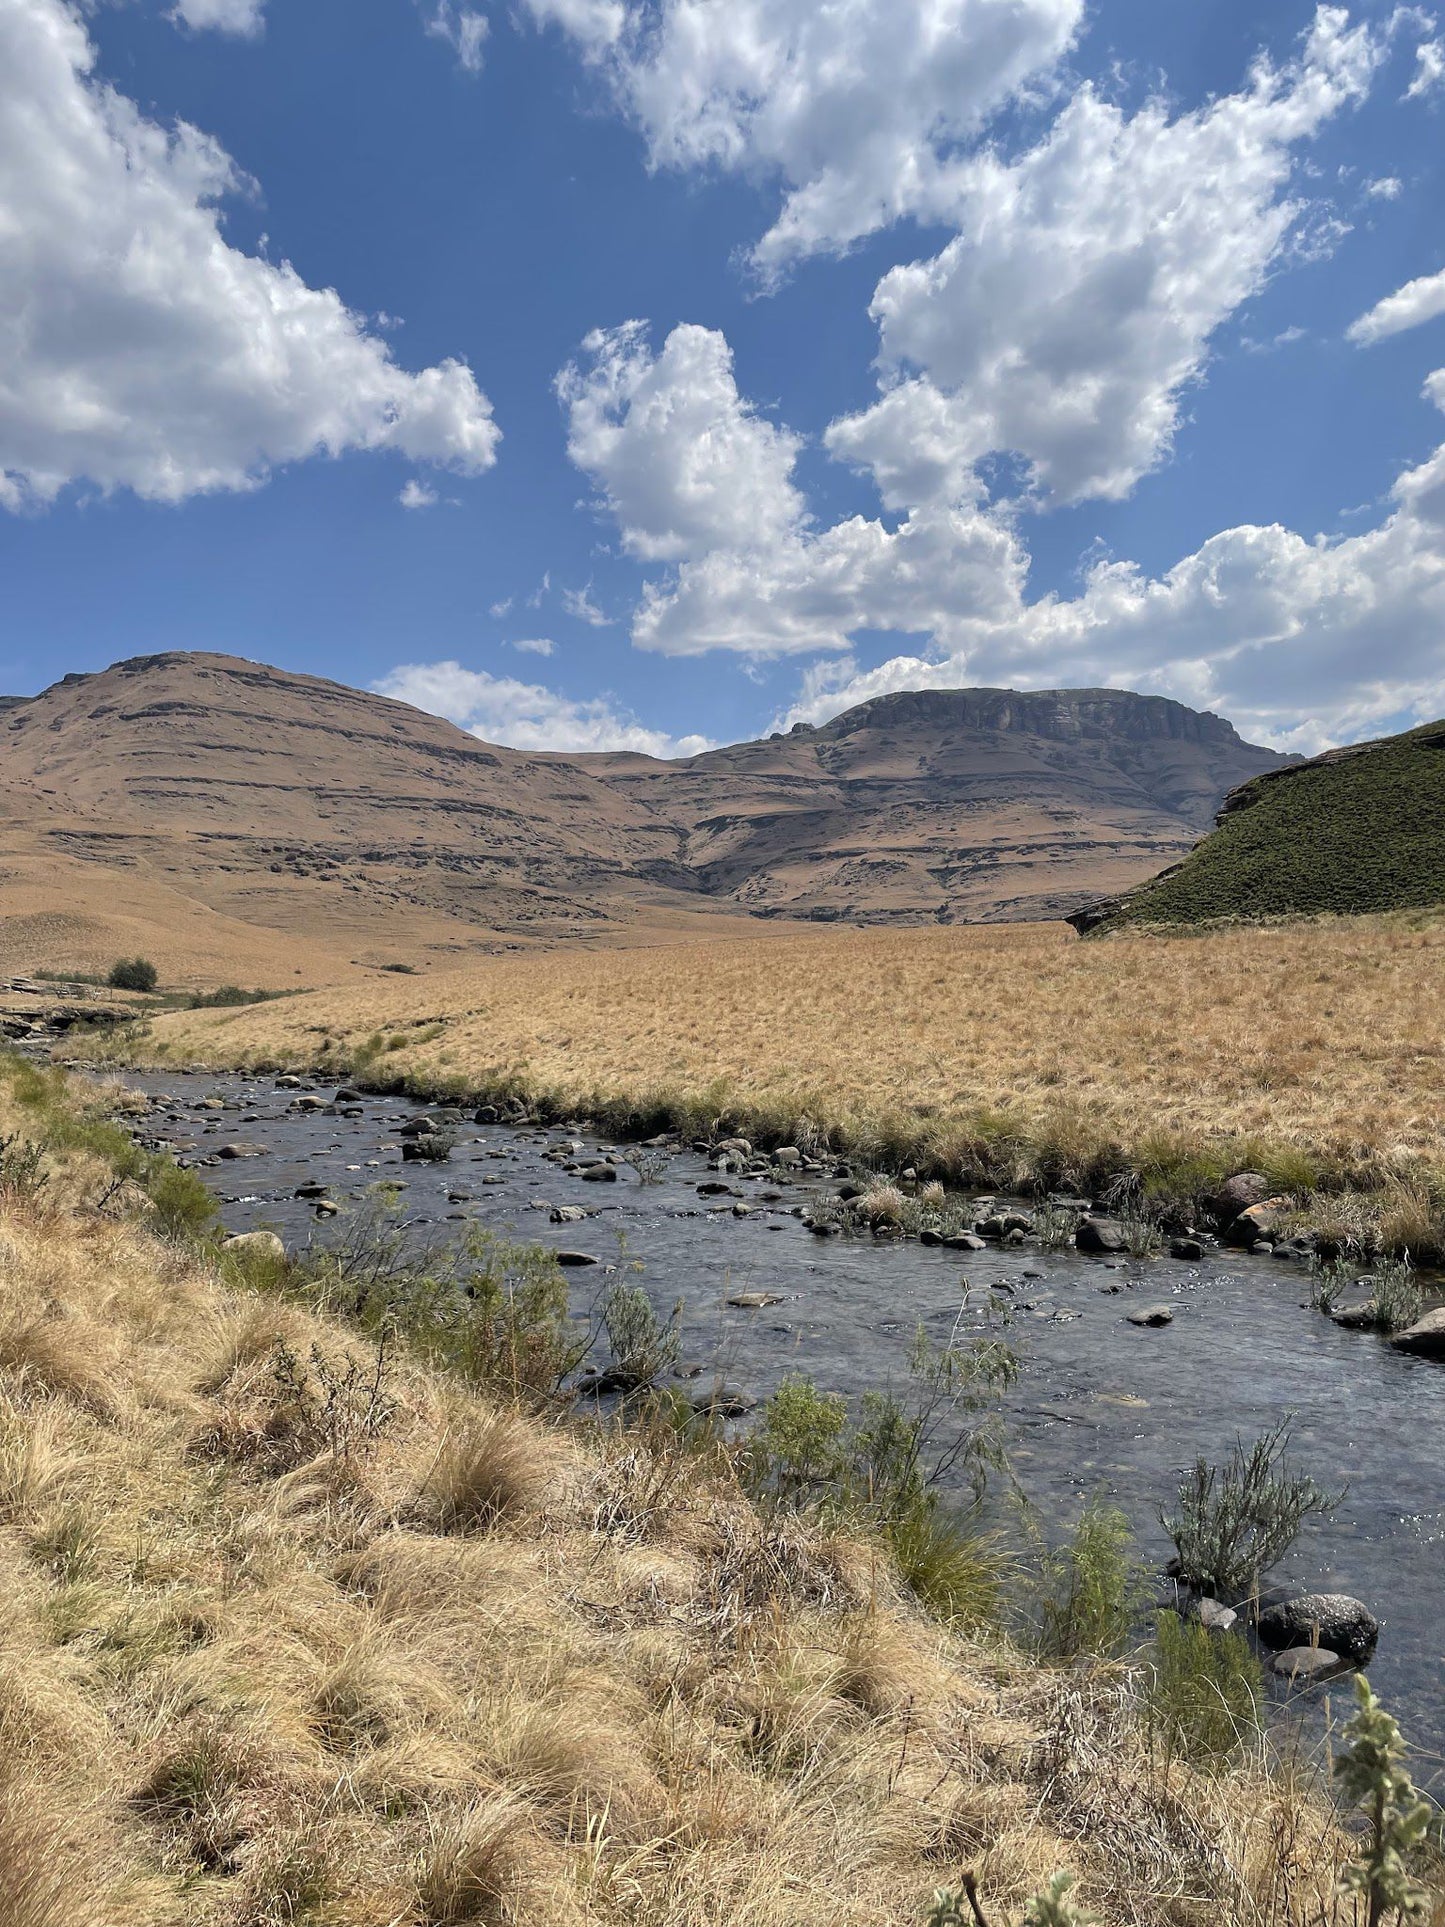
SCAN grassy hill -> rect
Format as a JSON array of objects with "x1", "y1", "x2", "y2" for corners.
[{"x1": 1085, "y1": 721, "x2": 1445, "y2": 931}]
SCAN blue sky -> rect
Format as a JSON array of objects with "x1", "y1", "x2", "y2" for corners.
[{"x1": 1, "y1": 0, "x2": 1443, "y2": 755}]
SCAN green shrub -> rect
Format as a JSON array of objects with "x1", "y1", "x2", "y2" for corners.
[
  {"x1": 294, "y1": 1196, "x2": 587, "y2": 1406},
  {"x1": 1145, "y1": 1610, "x2": 1263, "y2": 1767},
  {"x1": 1334, "y1": 1677, "x2": 1434, "y2": 1926},
  {"x1": 744, "y1": 1329, "x2": 1017, "y2": 1634},
  {"x1": 183, "y1": 985, "x2": 285, "y2": 1010},
  {"x1": 600, "y1": 1279, "x2": 682, "y2": 1388},
  {"x1": 745, "y1": 1374, "x2": 849, "y2": 1512},
  {"x1": 1371, "y1": 1254, "x2": 1424, "y2": 1335},
  {"x1": 0, "y1": 1132, "x2": 50, "y2": 1205},
  {"x1": 1161, "y1": 1420, "x2": 1341, "y2": 1600},
  {"x1": 108, "y1": 957, "x2": 158, "y2": 992},
  {"x1": 1036, "y1": 1502, "x2": 1140, "y2": 1660},
  {"x1": 143, "y1": 1160, "x2": 219, "y2": 1240}
]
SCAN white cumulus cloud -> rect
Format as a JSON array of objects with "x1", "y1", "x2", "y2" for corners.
[
  {"x1": 399, "y1": 479, "x2": 439, "y2": 509},
  {"x1": 510, "y1": 637, "x2": 556, "y2": 655},
  {"x1": 0, "y1": 0, "x2": 499, "y2": 511},
  {"x1": 558, "y1": 321, "x2": 806, "y2": 560},
  {"x1": 829, "y1": 7, "x2": 1380, "y2": 508},
  {"x1": 770, "y1": 370, "x2": 1445, "y2": 751},
  {"x1": 171, "y1": 0, "x2": 265, "y2": 35},
  {"x1": 1348, "y1": 264, "x2": 1445, "y2": 343},
  {"x1": 522, "y1": 0, "x2": 1084, "y2": 278},
  {"x1": 374, "y1": 660, "x2": 714, "y2": 756},
  {"x1": 564, "y1": 305, "x2": 1445, "y2": 746}
]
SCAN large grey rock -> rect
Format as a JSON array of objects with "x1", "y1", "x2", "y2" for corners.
[
  {"x1": 1076, "y1": 1216, "x2": 1128, "y2": 1254},
  {"x1": 1214, "y1": 1171, "x2": 1273, "y2": 1219},
  {"x1": 1223, "y1": 1197, "x2": 1291, "y2": 1246},
  {"x1": 1127, "y1": 1304, "x2": 1175, "y2": 1327},
  {"x1": 222, "y1": 1230, "x2": 286, "y2": 1261},
  {"x1": 288, "y1": 1094, "x2": 329, "y2": 1114},
  {"x1": 216, "y1": 1142, "x2": 266, "y2": 1160},
  {"x1": 580, "y1": 1163, "x2": 618, "y2": 1182},
  {"x1": 1392, "y1": 1308, "x2": 1445, "y2": 1358},
  {"x1": 1256, "y1": 1593, "x2": 1378, "y2": 1663}
]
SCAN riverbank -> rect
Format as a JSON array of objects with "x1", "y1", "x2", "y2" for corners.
[
  {"x1": 0, "y1": 1053, "x2": 1388, "y2": 1926},
  {"x1": 92, "y1": 916, "x2": 1445, "y2": 1259}
]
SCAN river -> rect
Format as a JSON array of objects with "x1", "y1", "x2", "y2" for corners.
[{"x1": 114, "y1": 1065, "x2": 1445, "y2": 1785}]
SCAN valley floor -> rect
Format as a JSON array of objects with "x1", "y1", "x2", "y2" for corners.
[{"x1": 108, "y1": 914, "x2": 1445, "y2": 1256}]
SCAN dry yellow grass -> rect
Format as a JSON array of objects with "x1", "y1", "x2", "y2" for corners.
[
  {"x1": 120, "y1": 914, "x2": 1445, "y2": 1197},
  {"x1": 0, "y1": 1063, "x2": 1396, "y2": 1926}
]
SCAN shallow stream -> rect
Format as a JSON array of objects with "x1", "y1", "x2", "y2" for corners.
[{"x1": 119, "y1": 1067, "x2": 1445, "y2": 1783}]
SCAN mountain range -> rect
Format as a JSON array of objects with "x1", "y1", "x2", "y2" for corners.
[{"x1": 0, "y1": 652, "x2": 1294, "y2": 984}]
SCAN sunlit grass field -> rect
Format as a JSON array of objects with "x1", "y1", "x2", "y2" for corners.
[{"x1": 117, "y1": 914, "x2": 1445, "y2": 1244}]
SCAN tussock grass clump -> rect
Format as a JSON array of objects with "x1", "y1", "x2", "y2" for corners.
[
  {"x1": 415, "y1": 1794, "x2": 536, "y2": 1925},
  {"x1": 418, "y1": 1407, "x2": 554, "y2": 1531}
]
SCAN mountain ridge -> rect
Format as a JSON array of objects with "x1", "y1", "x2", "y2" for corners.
[{"x1": 0, "y1": 651, "x2": 1295, "y2": 981}]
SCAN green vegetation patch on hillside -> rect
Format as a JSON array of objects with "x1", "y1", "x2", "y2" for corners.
[{"x1": 1096, "y1": 722, "x2": 1445, "y2": 930}]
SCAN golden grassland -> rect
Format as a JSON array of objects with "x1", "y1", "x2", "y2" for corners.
[
  {"x1": 0, "y1": 1062, "x2": 1403, "y2": 1927},
  {"x1": 112, "y1": 914, "x2": 1445, "y2": 1247}
]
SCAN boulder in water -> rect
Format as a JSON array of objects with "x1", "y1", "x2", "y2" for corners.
[{"x1": 1256, "y1": 1593, "x2": 1378, "y2": 1664}]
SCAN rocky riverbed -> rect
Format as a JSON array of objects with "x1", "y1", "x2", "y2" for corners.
[{"x1": 108, "y1": 1065, "x2": 1445, "y2": 1782}]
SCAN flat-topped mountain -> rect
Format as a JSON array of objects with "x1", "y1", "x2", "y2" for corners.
[
  {"x1": 0, "y1": 652, "x2": 1294, "y2": 982},
  {"x1": 586, "y1": 685, "x2": 1288, "y2": 925}
]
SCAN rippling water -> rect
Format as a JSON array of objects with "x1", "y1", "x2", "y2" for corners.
[{"x1": 117, "y1": 1068, "x2": 1445, "y2": 1784}]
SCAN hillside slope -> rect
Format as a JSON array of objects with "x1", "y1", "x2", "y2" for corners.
[
  {"x1": 0, "y1": 653, "x2": 1293, "y2": 980},
  {"x1": 1078, "y1": 720, "x2": 1445, "y2": 932}
]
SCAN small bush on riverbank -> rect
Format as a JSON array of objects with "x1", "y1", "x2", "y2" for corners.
[
  {"x1": 1035, "y1": 1502, "x2": 1141, "y2": 1660},
  {"x1": 288, "y1": 1191, "x2": 589, "y2": 1405},
  {"x1": 1146, "y1": 1611, "x2": 1264, "y2": 1767},
  {"x1": 1162, "y1": 1421, "x2": 1342, "y2": 1600},
  {"x1": 600, "y1": 1278, "x2": 682, "y2": 1388},
  {"x1": 107, "y1": 955, "x2": 157, "y2": 991}
]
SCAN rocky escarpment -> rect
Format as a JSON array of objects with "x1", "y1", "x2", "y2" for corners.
[{"x1": 0, "y1": 653, "x2": 1294, "y2": 973}]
